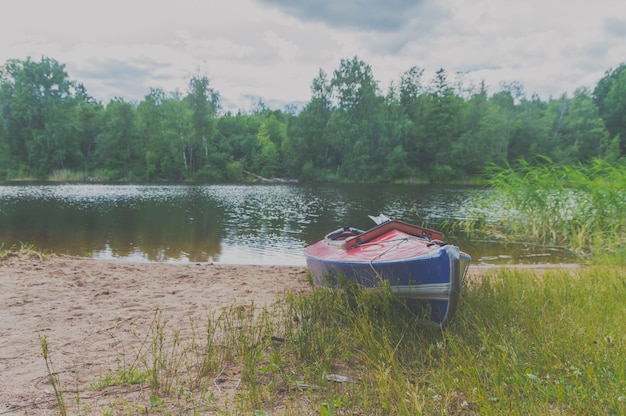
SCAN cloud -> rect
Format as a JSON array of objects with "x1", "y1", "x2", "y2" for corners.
[
  {"x1": 69, "y1": 58, "x2": 173, "y2": 102},
  {"x1": 258, "y1": 0, "x2": 426, "y2": 32},
  {"x1": 604, "y1": 17, "x2": 626, "y2": 37},
  {"x1": 1, "y1": 0, "x2": 624, "y2": 112}
]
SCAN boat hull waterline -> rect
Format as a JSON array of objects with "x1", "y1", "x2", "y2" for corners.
[{"x1": 304, "y1": 220, "x2": 471, "y2": 327}]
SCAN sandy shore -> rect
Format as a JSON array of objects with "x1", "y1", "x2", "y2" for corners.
[
  {"x1": 0, "y1": 254, "x2": 577, "y2": 414},
  {"x1": 0, "y1": 254, "x2": 311, "y2": 414}
]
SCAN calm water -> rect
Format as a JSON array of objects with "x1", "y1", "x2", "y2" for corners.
[{"x1": 0, "y1": 183, "x2": 573, "y2": 265}]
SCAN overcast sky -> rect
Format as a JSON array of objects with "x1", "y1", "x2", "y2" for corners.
[{"x1": 2, "y1": 0, "x2": 624, "y2": 112}]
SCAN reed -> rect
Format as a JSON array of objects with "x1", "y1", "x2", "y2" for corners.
[
  {"x1": 467, "y1": 158, "x2": 626, "y2": 263},
  {"x1": 48, "y1": 169, "x2": 86, "y2": 182}
]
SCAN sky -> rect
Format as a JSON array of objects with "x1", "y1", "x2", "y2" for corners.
[{"x1": 1, "y1": 0, "x2": 624, "y2": 113}]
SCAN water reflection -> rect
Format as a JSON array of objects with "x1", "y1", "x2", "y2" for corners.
[{"x1": 0, "y1": 183, "x2": 574, "y2": 265}]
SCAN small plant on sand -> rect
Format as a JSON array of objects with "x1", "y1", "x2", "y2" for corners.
[
  {"x1": 0, "y1": 242, "x2": 46, "y2": 262},
  {"x1": 90, "y1": 366, "x2": 149, "y2": 390},
  {"x1": 40, "y1": 335, "x2": 67, "y2": 416}
]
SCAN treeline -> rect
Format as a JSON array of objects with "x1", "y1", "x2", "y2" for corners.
[{"x1": 1, "y1": 56, "x2": 625, "y2": 183}]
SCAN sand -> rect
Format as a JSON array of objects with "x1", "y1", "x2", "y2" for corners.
[
  {"x1": 0, "y1": 253, "x2": 577, "y2": 414},
  {"x1": 0, "y1": 253, "x2": 310, "y2": 414}
]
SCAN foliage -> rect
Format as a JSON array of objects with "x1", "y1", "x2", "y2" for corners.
[
  {"x1": 593, "y1": 63, "x2": 626, "y2": 154},
  {"x1": 1, "y1": 55, "x2": 624, "y2": 182},
  {"x1": 0, "y1": 57, "x2": 84, "y2": 178}
]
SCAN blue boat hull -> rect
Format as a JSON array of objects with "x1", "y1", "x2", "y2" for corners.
[{"x1": 305, "y1": 243, "x2": 470, "y2": 327}]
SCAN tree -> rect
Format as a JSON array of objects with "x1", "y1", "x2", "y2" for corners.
[
  {"x1": 420, "y1": 68, "x2": 463, "y2": 179},
  {"x1": 329, "y1": 56, "x2": 385, "y2": 180},
  {"x1": 162, "y1": 93, "x2": 194, "y2": 179},
  {"x1": 0, "y1": 57, "x2": 81, "y2": 176},
  {"x1": 136, "y1": 88, "x2": 168, "y2": 180},
  {"x1": 506, "y1": 89, "x2": 554, "y2": 163},
  {"x1": 292, "y1": 69, "x2": 333, "y2": 171},
  {"x1": 94, "y1": 98, "x2": 138, "y2": 179},
  {"x1": 452, "y1": 82, "x2": 507, "y2": 175},
  {"x1": 185, "y1": 74, "x2": 221, "y2": 172},
  {"x1": 551, "y1": 88, "x2": 608, "y2": 163},
  {"x1": 252, "y1": 120, "x2": 280, "y2": 178},
  {"x1": 395, "y1": 66, "x2": 427, "y2": 178},
  {"x1": 72, "y1": 84, "x2": 104, "y2": 172},
  {"x1": 246, "y1": 112, "x2": 294, "y2": 178},
  {"x1": 593, "y1": 63, "x2": 626, "y2": 155},
  {"x1": 398, "y1": 66, "x2": 425, "y2": 121}
]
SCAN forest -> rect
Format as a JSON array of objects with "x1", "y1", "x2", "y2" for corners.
[{"x1": 1, "y1": 56, "x2": 625, "y2": 183}]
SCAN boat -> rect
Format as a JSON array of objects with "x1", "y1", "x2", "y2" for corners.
[{"x1": 304, "y1": 215, "x2": 471, "y2": 327}]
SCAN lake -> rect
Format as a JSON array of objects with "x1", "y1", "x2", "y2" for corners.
[{"x1": 0, "y1": 183, "x2": 573, "y2": 265}]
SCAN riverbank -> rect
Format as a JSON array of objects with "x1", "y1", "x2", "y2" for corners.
[{"x1": 0, "y1": 253, "x2": 580, "y2": 414}]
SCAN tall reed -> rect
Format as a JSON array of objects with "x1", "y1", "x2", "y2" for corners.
[{"x1": 470, "y1": 158, "x2": 626, "y2": 262}]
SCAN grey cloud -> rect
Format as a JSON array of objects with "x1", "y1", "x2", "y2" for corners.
[
  {"x1": 258, "y1": 0, "x2": 428, "y2": 33},
  {"x1": 458, "y1": 64, "x2": 502, "y2": 73},
  {"x1": 604, "y1": 17, "x2": 626, "y2": 37},
  {"x1": 69, "y1": 59, "x2": 172, "y2": 102},
  {"x1": 74, "y1": 59, "x2": 153, "y2": 80},
  {"x1": 239, "y1": 92, "x2": 306, "y2": 113},
  {"x1": 573, "y1": 43, "x2": 609, "y2": 70},
  {"x1": 292, "y1": 0, "x2": 449, "y2": 57}
]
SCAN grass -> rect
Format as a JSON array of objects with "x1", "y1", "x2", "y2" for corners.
[
  {"x1": 41, "y1": 335, "x2": 67, "y2": 416},
  {"x1": 36, "y1": 265, "x2": 626, "y2": 415},
  {"x1": 0, "y1": 242, "x2": 47, "y2": 261}
]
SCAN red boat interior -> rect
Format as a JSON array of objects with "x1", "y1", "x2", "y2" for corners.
[
  {"x1": 344, "y1": 220, "x2": 443, "y2": 250},
  {"x1": 313, "y1": 220, "x2": 447, "y2": 263}
]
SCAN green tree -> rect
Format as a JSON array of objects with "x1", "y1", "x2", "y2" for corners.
[
  {"x1": 248, "y1": 113, "x2": 290, "y2": 178},
  {"x1": 451, "y1": 82, "x2": 509, "y2": 176},
  {"x1": 550, "y1": 89, "x2": 608, "y2": 163},
  {"x1": 136, "y1": 88, "x2": 168, "y2": 180},
  {"x1": 291, "y1": 69, "x2": 333, "y2": 174},
  {"x1": 185, "y1": 74, "x2": 221, "y2": 178},
  {"x1": 216, "y1": 112, "x2": 262, "y2": 167},
  {"x1": 0, "y1": 57, "x2": 81, "y2": 177},
  {"x1": 72, "y1": 84, "x2": 104, "y2": 173},
  {"x1": 162, "y1": 92, "x2": 194, "y2": 179},
  {"x1": 377, "y1": 85, "x2": 413, "y2": 181},
  {"x1": 329, "y1": 56, "x2": 385, "y2": 180},
  {"x1": 94, "y1": 98, "x2": 138, "y2": 179},
  {"x1": 394, "y1": 66, "x2": 430, "y2": 179},
  {"x1": 593, "y1": 63, "x2": 626, "y2": 155},
  {"x1": 398, "y1": 66, "x2": 425, "y2": 122},
  {"x1": 420, "y1": 68, "x2": 463, "y2": 180},
  {"x1": 252, "y1": 121, "x2": 280, "y2": 178},
  {"x1": 506, "y1": 90, "x2": 554, "y2": 163}
]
